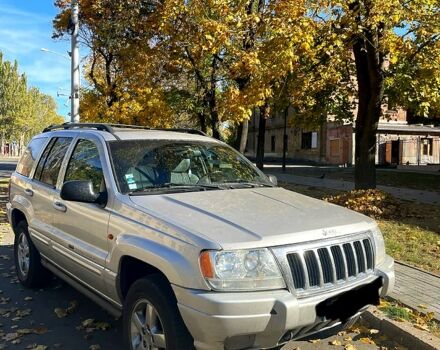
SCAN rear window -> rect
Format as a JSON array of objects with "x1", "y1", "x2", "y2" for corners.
[
  {"x1": 16, "y1": 137, "x2": 48, "y2": 177},
  {"x1": 34, "y1": 137, "x2": 72, "y2": 187}
]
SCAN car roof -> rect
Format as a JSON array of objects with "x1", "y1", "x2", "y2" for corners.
[{"x1": 37, "y1": 123, "x2": 220, "y2": 143}]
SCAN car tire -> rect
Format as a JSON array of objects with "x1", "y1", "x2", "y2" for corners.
[
  {"x1": 123, "y1": 274, "x2": 195, "y2": 350},
  {"x1": 14, "y1": 221, "x2": 51, "y2": 288}
]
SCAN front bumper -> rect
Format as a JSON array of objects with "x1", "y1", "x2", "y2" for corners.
[{"x1": 173, "y1": 255, "x2": 394, "y2": 350}]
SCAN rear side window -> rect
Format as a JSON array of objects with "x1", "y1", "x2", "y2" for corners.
[
  {"x1": 16, "y1": 137, "x2": 48, "y2": 177},
  {"x1": 34, "y1": 137, "x2": 72, "y2": 187}
]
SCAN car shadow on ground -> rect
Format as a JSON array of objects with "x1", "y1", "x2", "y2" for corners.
[{"x1": 0, "y1": 243, "x2": 123, "y2": 350}]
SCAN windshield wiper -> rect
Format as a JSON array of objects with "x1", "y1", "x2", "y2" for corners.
[
  {"x1": 128, "y1": 183, "x2": 222, "y2": 195},
  {"x1": 220, "y1": 180, "x2": 275, "y2": 188}
]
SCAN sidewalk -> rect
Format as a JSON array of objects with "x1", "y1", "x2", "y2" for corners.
[
  {"x1": 391, "y1": 262, "x2": 440, "y2": 320},
  {"x1": 269, "y1": 171, "x2": 440, "y2": 205}
]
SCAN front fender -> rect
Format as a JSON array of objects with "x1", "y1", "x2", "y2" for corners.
[{"x1": 108, "y1": 233, "x2": 209, "y2": 291}]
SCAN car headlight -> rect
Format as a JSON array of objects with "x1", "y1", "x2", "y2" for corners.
[
  {"x1": 371, "y1": 226, "x2": 386, "y2": 265},
  {"x1": 199, "y1": 248, "x2": 286, "y2": 291}
]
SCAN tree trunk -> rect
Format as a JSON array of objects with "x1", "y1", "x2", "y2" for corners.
[
  {"x1": 256, "y1": 105, "x2": 267, "y2": 169},
  {"x1": 209, "y1": 103, "x2": 220, "y2": 139},
  {"x1": 209, "y1": 57, "x2": 221, "y2": 140},
  {"x1": 198, "y1": 113, "x2": 207, "y2": 133},
  {"x1": 239, "y1": 120, "x2": 249, "y2": 154},
  {"x1": 352, "y1": 25, "x2": 384, "y2": 189}
]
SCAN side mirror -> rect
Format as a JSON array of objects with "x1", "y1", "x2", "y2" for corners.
[
  {"x1": 267, "y1": 174, "x2": 278, "y2": 186},
  {"x1": 61, "y1": 180, "x2": 105, "y2": 205}
]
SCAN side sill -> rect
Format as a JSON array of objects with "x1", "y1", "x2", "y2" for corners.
[{"x1": 41, "y1": 256, "x2": 122, "y2": 318}]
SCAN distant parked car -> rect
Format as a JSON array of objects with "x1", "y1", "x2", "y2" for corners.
[{"x1": 7, "y1": 123, "x2": 394, "y2": 350}]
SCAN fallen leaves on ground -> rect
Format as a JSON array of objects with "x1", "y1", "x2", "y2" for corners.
[
  {"x1": 329, "y1": 339, "x2": 342, "y2": 346},
  {"x1": 344, "y1": 344, "x2": 357, "y2": 350},
  {"x1": 26, "y1": 345, "x2": 48, "y2": 350},
  {"x1": 77, "y1": 318, "x2": 111, "y2": 333},
  {"x1": 324, "y1": 189, "x2": 403, "y2": 219},
  {"x1": 359, "y1": 337, "x2": 376, "y2": 345},
  {"x1": 54, "y1": 300, "x2": 78, "y2": 318}
]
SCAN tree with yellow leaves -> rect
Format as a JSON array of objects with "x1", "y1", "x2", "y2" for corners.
[
  {"x1": 53, "y1": 0, "x2": 439, "y2": 189},
  {"x1": 309, "y1": 0, "x2": 439, "y2": 188}
]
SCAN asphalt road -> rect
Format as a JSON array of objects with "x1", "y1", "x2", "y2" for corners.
[{"x1": 0, "y1": 160, "x2": 397, "y2": 350}]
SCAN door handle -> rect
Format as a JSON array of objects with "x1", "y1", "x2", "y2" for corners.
[
  {"x1": 53, "y1": 201, "x2": 67, "y2": 212},
  {"x1": 24, "y1": 189, "x2": 33, "y2": 197}
]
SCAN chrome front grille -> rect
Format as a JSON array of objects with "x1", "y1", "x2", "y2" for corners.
[{"x1": 285, "y1": 237, "x2": 374, "y2": 291}]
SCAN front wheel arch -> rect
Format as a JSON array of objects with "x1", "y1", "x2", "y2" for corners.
[{"x1": 118, "y1": 256, "x2": 171, "y2": 302}]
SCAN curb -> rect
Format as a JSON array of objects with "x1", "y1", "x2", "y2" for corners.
[
  {"x1": 362, "y1": 307, "x2": 440, "y2": 350},
  {"x1": 387, "y1": 295, "x2": 440, "y2": 323},
  {"x1": 396, "y1": 260, "x2": 440, "y2": 279}
]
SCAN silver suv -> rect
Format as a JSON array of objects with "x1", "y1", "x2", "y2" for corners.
[{"x1": 7, "y1": 123, "x2": 394, "y2": 350}]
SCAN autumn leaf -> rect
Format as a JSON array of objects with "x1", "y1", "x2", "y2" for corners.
[
  {"x1": 344, "y1": 344, "x2": 357, "y2": 350},
  {"x1": 54, "y1": 308, "x2": 67, "y2": 318},
  {"x1": 359, "y1": 337, "x2": 376, "y2": 345},
  {"x1": 3, "y1": 332, "x2": 20, "y2": 341},
  {"x1": 33, "y1": 326, "x2": 49, "y2": 335},
  {"x1": 414, "y1": 324, "x2": 429, "y2": 331}
]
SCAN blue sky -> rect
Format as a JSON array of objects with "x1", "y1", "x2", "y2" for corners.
[{"x1": 0, "y1": 0, "x2": 73, "y2": 119}]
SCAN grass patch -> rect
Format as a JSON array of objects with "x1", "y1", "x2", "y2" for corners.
[
  {"x1": 379, "y1": 299, "x2": 440, "y2": 337},
  {"x1": 378, "y1": 220, "x2": 440, "y2": 274}
]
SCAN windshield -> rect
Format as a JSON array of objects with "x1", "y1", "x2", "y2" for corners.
[{"x1": 108, "y1": 139, "x2": 272, "y2": 194}]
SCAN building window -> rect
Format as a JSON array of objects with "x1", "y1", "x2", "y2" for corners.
[
  {"x1": 301, "y1": 132, "x2": 318, "y2": 149},
  {"x1": 271, "y1": 136, "x2": 276, "y2": 152},
  {"x1": 330, "y1": 139, "x2": 340, "y2": 157},
  {"x1": 422, "y1": 138, "x2": 433, "y2": 156}
]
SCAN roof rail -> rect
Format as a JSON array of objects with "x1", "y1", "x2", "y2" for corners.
[
  {"x1": 42, "y1": 123, "x2": 207, "y2": 137},
  {"x1": 42, "y1": 123, "x2": 115, "y2": 133}
]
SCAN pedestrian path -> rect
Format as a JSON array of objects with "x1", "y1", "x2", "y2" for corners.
[
  {"x1": 391, "y1": 262, "x2": 440, "y2": 320},
  {"x1": 269, "y1": 171, "x2": 440, "y2": 205}
]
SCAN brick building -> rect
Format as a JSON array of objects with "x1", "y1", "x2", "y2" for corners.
[{"x1": 246, "y1": 107, "x2": 440, "y2": 166}]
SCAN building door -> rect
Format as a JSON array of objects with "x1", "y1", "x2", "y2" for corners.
[
  {"x1": 391, "y1": 140, "x2": 400, "y2": 165},
  {"x1": 385, "y1": 141, "x2": 392, "y2": 164}
]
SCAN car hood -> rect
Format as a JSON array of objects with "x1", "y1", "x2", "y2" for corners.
[{"x1": 129, "y1": 187, "x2": 376, "y2": 249}]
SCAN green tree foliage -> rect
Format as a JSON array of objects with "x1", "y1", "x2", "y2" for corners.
[{"x1": 0, "y1": 52, "x2": 63, "y2": 151}]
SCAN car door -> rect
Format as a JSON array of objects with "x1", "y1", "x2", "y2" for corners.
[
  {"x1": 51, "y1": 137, "x2": 110, "y2": 295},
  {"x1": 29, "y1": 137, "x2": 73, "y2": 257}
]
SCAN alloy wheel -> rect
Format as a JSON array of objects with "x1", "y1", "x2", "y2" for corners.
[
  {"x1": 130, "y1": 298, "x2": 166, "y2": 350},
  {"x1": 17, "y1": 232, "x2": 30, "y2": 277}
]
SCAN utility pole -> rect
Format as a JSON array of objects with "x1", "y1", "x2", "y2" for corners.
[{"x1": 70, "y1": 0, "x2": 80, "y2": 123}]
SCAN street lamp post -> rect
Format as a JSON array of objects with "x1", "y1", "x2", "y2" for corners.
[{"x1": 70, "y1": 0, "x2": 80, "y2": 123}]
